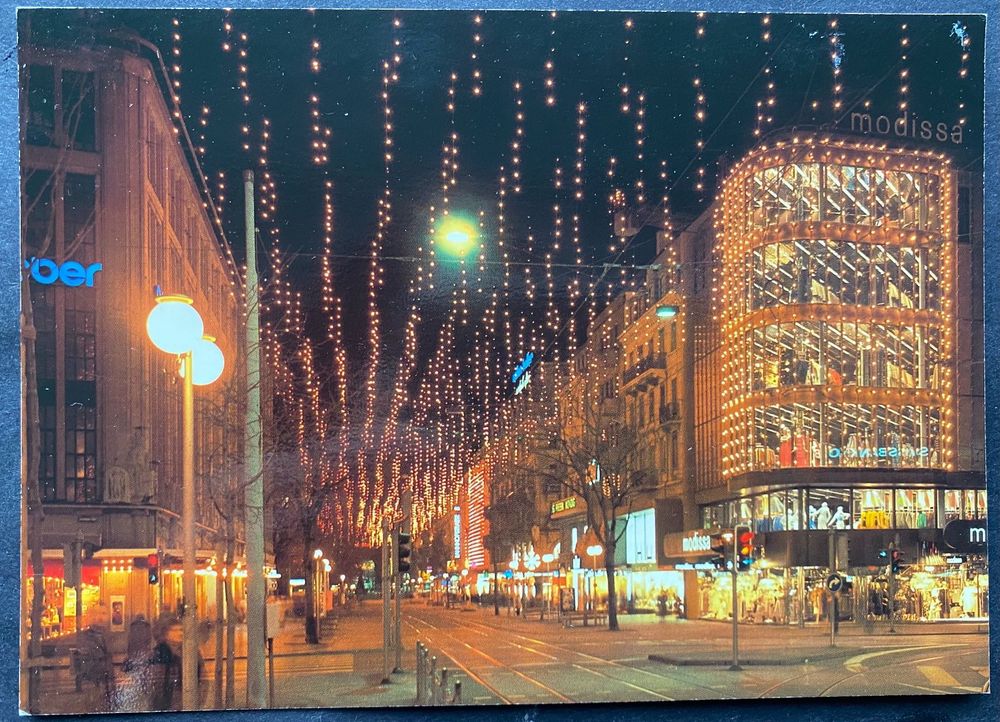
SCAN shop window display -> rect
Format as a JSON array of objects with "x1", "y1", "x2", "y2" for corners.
[
  {"x1": 942, "y1": 489, "x2": 963, "y2": 523},
  {"x1": 747, "y1": 163, "x2": 942, "y2": 234},
  {"x1": 746, "y1": 402, "x2": 940, "y2": 472},
  {"x1": 748, "y1": 240, "x2": 939, "y2": 313},
  {"x1": 895, "y1": 489, "x2": 936, "y2": 529},
  {"x1": 854, "y1": 489, "x2": 893, "y2": 529},
  {"x1": 746, "y1": 321, "x2": 940, "y2": 393},
  {"x1": 963, "y1": 489, "x2": 987, "y2": 519},
  {"x1": 809, "y1": 488, "x2": 852, "y2": 529}
]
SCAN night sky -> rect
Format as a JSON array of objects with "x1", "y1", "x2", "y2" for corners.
[{"x1": 23, "y1": 9, "x2": 986, "y2": 495}]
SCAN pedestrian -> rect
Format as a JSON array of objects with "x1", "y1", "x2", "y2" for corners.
[
  {"x1": 146, "y1": 615, "x2": 205, "y2": 711},
  {"x1": 77, "y1": 625, "x2": 113, "y2": 712},
  {"x1": 125, "y1": 615, "x2": 152, "y2": 671}
]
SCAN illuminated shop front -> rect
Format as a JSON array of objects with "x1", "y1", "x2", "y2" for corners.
[{"x1": 696, "y1": 135, "x2": 985, "y2": 624}]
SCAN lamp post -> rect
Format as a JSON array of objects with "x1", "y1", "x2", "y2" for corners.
[
  {"x1": 541, "y1": 553, "x2": 554, "y2": 615},
  {"x1": 146, "y1": 294, "x2": 225, "y2": 710},
  {"x1": 586, "y1": 544, "x2": 603, "y2": 625},
  {"x1": 312, "y1": 549, "x2": 323, "y2": 641}
]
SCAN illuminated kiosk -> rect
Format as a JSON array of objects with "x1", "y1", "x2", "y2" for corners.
[{"x1": 704, "y1": 134, "x2": 985, "y2": 624}]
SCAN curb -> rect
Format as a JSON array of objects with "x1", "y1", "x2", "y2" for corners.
[{"x1": 648, "y1": 650, "x2": 851, "y2": 667}]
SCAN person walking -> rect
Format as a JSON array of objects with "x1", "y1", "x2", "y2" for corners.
[{"x1": 146, "y1": 615, "x2": 204, "y2": 711}]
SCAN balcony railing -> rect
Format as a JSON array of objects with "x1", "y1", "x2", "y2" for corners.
[
  {"x1": 623, "y1": 353, "x2": 666, "y2": 385},
  {"x1": 659, "y1": 401, "x2": 680, "y2": 425}
]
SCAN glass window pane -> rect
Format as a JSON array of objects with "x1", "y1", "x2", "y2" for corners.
[{"x1": 854, "y1": 489, "x2": 892, "y2": 529}]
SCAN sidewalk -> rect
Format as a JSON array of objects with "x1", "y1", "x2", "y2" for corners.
[{"x1": 27, "y1": 600, "x2": 419, "y2": 714}]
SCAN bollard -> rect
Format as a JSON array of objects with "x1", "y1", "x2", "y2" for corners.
[
  {"x1": 452, "y1": 679, "x2": 462, "y2": 705},
  {"x1": 429, "y1": 656, "x2": 437, "y2": 704},
  {"x1": 415, "y1": 643, "x2": 423, "y2": 704},
  {"x1": 438, "y1": 668, "x2": 448, "y2": 705}
]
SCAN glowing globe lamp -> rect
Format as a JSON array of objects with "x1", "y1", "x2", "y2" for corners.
[
  {"x1": 146, "y1": 295, "x2": 204, "y2": 355},
  {"x1": 178, "y1": 335, "x2": 226, "y2": 386},
  {"x1": 436, "y1": 216, "x2": 478, "y2": 255}
]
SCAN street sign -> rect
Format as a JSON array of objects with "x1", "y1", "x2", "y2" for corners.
[
  {"x1": 826, "y1": 573, "x2": 844, "y2": 593},
  {"x1": 942, "y1": 518, "x2": 987, "y2": 553}
]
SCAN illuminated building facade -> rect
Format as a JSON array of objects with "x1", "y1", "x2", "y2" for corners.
[
  {"x1": 691, "y1": 133, "x2": 985, "y2": 623},
  {"x1": 21, "y1": 35, "x2": 247, "y2": 641}
]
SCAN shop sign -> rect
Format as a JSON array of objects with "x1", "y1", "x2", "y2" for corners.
[
  {"x1": 663, "y1": 530, "x2": 719, "y2": 560},
  {"x1": 942, "y1": 518, "x2": 987, "y2": 553},
  {"x1": 681, "y1": 532, "x2": 712, "y2": 553},
  {"x1": 514, "y1": 371, "x2": 531, "y2": 395},
  {"x1": 827, "y1": 445, "x2": 929, "y2": 460},
  {"x1": 551, "y1": 496, "x2": 577, "y2": 515},
  {"x1": 25, "y1": 257, "x2": 103, "y2": 287}
]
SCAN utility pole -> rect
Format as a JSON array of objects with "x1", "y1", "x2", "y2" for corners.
[
  {"x1": 729, "y1": 531, "x2": 741, "y2": 671},
  {"x1": 829, "y1": 528, "x2": 838, "y2": 647},
  {"x1": 243, "y1": 170, "x2": 268, "y2": 709}
]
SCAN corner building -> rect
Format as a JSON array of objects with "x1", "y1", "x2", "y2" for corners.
[
  {"x1": 21, "y1": 32, "x2": 248, "y2": 646},
  {"x1": 696, "y1": 134, "x2": 985, "y2": 624}
]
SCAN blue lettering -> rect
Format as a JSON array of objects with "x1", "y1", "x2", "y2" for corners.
[
  {"x1": 877, "y1": 447, "x2": 887, "y2": 457},
  {"x1": 828, "y1": 447, "x2": 841, "y2": 458},
  {"x1": 859, "y1": 449, "x2": 870, "y2": 458},
  {"x1": 59, "y1": 261, "x2": 86, "y2": 287},
  {"x1": 888, "y1": 447, "x2": 899, "y2": 457},
  {"x1": 918, "y1": 447, "x2": 930, "y2": 457},
  {"x1": 25, "y1": 257, "x2": 101, "y2": 287}
]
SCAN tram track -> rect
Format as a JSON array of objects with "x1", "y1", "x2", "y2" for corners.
[{"x1": 407, "y1": 609, "x2": 677, "y2": 703}]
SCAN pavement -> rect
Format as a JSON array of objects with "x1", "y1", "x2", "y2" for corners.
[{"x1": 22, "y1": 598, "x2": 990, "y2": 713}]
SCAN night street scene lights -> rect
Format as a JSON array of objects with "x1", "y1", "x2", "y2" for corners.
[{"x1": 145, "y1": 294, "x2": 225, "y2": 710}]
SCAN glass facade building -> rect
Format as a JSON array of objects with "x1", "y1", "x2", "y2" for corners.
[{"x1": 720, "y1": 137, "x2": 956, "y2": 478}]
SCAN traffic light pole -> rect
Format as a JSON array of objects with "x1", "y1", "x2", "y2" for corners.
[
  {"x1": 888, "y1": 538, "x2": 897, "y2": 634},
  {"x1": 829, "y1": 529, "x2": 838, "y2": 648},
  {"x1": 381, "y1": 518, "x2": 392, "y2": 685}
]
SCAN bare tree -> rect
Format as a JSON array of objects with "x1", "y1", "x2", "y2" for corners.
[{"x1": 521, "y1": 372, "x2": 655, "y2": 631}]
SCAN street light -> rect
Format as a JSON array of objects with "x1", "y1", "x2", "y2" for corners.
[
  {"x1": 586, "y1": 544, "x2": 603, "y2": 616},
  {"x1": 146, "y1": 294, "x2": 224, "y2": 711}
]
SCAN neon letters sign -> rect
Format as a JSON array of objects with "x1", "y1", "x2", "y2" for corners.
[
  {"x1": 25, "y1": 257, "x2": 102, "y2": 288},
  {"x1": 827, "y1": 445, "x2": 930, "y2": 460}
]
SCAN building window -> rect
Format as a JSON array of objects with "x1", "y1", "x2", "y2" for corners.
[
  {"x1": 23, "y1": 169, "x2": 54, "y2": 255},
  {"x1": 624, "y1": 508, "x2": 656, "y2": 564},
  {"x1": 658, "y1": 328, "x2": 665, "y2": 354},
  {"x1": 670, "y1": 431, "x2": 678, "y2": 471},
  {"x1": 39, "y1": 403, "x2": 57, "y2": 502},
  {"x1": 61, "y1": 70, "x2": 96, "y2": 151},
  {"x1": 853, "y1": 489, "x2": 892, "y2": 529},
  {"x1": 24, "y1": 64, "x2": 56, "y2": 146},
  {"x1": 809, "y1": 488, "x2": 853, "y2": 529},
  {"x1": 895, "y1": 489, "x2": 935, "y2": 529},
  {"x1": 670, "y1": 320, "x2": 677, "y2": 351},
  {"x1": 64, "y1": 404, "x2": 97, "y2": 502}
]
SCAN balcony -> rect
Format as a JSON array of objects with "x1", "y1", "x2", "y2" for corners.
[
  {"x1": 623, "y1": 353, "x2": 666, "y2": 389},
  {"x1": 659, "y1": 401, "x2": 680, "y2": 425}
]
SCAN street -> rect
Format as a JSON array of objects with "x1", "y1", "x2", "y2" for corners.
[{"x1": 34, "y1": 598, "x2": 987, "y2": 713}]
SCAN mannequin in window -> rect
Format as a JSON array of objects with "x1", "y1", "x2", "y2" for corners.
[
  {"x1": 830, "y1": 505, "x2": 850, "y2": 529},
  {"x1": 815, "y1": 501, "x2": 832, "y2": 530},
  {"x1": 792, "y1": 340, "x2": 810, "y2": 385},
  {"x1": 778, "y1": 423, "x2": 793, "y2": 467},
  {"x1": 793, "y1": 419, "x2": 811, "y2": 468},
  {"x1": 808, "y1": 504, "x2": 818, "y2": 529}
]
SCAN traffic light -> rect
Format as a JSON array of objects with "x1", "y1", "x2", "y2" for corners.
[
  {"x1": 890, "y1": 549, "x2": 904, "y2": 574},
  {"x1": 397, "y1": 531, "x2": 412, "y2": 575},
  {"x1": 736, "y1": 525, "x2": 755, "y2": 571},
  {"x1": 147, "y1": 553, "x2": 160, "y2": 585},
  {"x1": 710, "y1": 532, "x2": 730, "y2": 570}
]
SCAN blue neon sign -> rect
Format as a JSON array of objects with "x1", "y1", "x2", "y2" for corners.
[
  {"x1": 24, "y1": 257, "x2": 102, "y2": 287},
  {"x1": 511, "y1": 352, "x2": 534, "y2": 384}
]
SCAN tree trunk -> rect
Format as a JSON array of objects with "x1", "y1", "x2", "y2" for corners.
[
  {"x1": 224, "y1": 534, "x2": 235, "y2": 707},
  {"x1": 303, "y1": 527, "x2": 318, "y2": 644},
  {"x1": 492, "y1": 563, "x2": 499, "y2": 616},
  {"x1": 605, "y1": 539, "x2": 620, "y2": 631},
  {"x1": 22, "y1": 280, "x2": 45, "y2": 712}
]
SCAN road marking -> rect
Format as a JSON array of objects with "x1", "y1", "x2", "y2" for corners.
[
  {"x1": 571, "y1": 663, "x2": 673, "y2": 701},
  {"x1": 918, "y1": 665, "x2": 961, "y2": 687},
  {"x1": 844, "y1": 644, "x2": 967, "y2": 673}
]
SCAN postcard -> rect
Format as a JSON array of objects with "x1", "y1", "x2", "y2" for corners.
[{"x1": 17, "y1": 7, "x2": 988, "y2": 713}]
